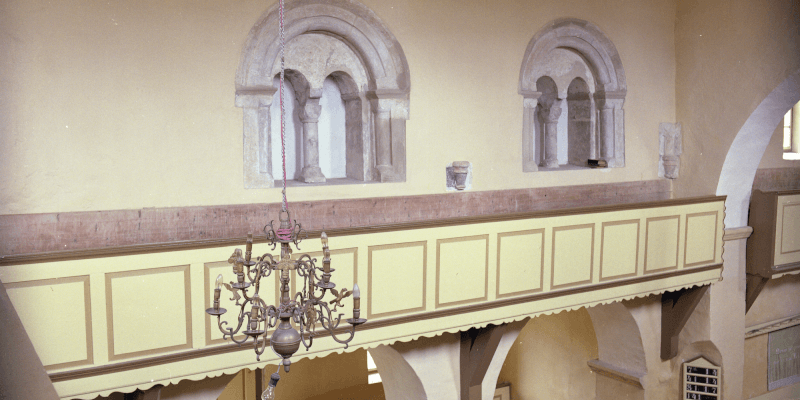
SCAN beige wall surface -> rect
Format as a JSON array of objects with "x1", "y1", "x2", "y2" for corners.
[
  {"x1": 497, "y1": 308, "x2": 598, "y2": 400},
  {"x1": 674, "y1": 0, "x2": 800, "y2": 198},
  {"x1": 758, "y1": 123, "x2": 800, "y2": 170},
  {"x1": 0, "y1": 0, "x2": 677, "y2": 215},
  {"x1": 745, "y1": 273, "x2": 800, "y2": 329}
]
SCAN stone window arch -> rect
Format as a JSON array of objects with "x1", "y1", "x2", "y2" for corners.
[
  {"x1": 236, "y1": 0, "x2": 410, "y2": 188},
  {"x1": 520, "y1": 18, "x2": 626, "y2": 171}
]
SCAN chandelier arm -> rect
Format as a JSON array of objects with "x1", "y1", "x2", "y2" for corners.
[
  {"x1": 218, "y1": 301, "x2": 249, "y2": 338},
  {"x1": 317, "y1": 302, "x2": 344, "y2": 332},
  {"x1": 265, "y1": 305, "x2": 279, "y2": 328},
  {"x1": 254, "y1": 331, "x2": 268, "y2": 360},
  {"x1": 327, "y1": 325, "x2": 356, "y2": 348},
  {"x1": 246, "y1": 262, "x2": 260, "y2": 283},
  {"x1": 297, "y1": 311, "x2": 315, "y2": 351},
  {"x1": 219, "y1": 319, "x2": 249, "y2": 344},
  {"x1": 259, "y1": 254, "x2": 276, "y2": 276}
]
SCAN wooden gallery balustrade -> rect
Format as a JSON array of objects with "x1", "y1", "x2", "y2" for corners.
[{"x1": 0, "y1": 196, "x2": 725, "y2": 399}]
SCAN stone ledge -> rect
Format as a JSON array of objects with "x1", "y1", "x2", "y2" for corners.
[
  {"x1": 0, "y1": 180, "x2": 670, "y2": 256},
  {"x1": 587, "y1": 359, "x2": 645, "y2": 389}
]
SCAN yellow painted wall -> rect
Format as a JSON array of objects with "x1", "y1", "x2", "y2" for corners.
[
  {"x1": 497, "y1": 308, "x2": 598, "y2": 400},
  {"x1": 0, "y1": 0, "x2": 677, "y2": 215},
  {"x1": 674, "y1": 0, "x2": 800, "y2": 197}
]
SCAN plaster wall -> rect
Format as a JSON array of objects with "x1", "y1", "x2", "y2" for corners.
[
  {"x1": 216, "y1": 348, "x2": 373, "y2": 400},
  {"x1": 496, "y1": 308, "x2": 598, "y2": 400},
  {"x1": 745, "y1": 274, "x2": 800, "y2": 328},
  {"x1": 741, "y1": 275, "x2": 800, "y2": 397},
  {"x1": 757, "y1": 123, "x2": 800, "y2": 170},
  {"x1": 674, "y1": 0, "x2": 800, "y2": 198},
  {"x1": 0, "y1": 0, "x2": 677, "y2": 215}
]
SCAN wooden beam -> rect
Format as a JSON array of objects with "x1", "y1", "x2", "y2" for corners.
[
  {"x1": 460, "y1": 324, "x2": 507, "y2": 400},
  {"x1": 661, "y1": 285, "x2": 709, "y2": 360},
  {"x1": 745, "y1": 273, "x2": 770, "y2": 313},
  {"x1": 255, "y1": 367, "x2": 262, "y2": 400}
]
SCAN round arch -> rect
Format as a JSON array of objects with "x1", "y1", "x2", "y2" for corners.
[
  {"x1": 519, "y1": 18, "x2": 626, "y2": 95},
  {"x1": 236, "y1": 0, "x2": 410, "y2": 94},
  {"x1": 519, "y1": 18, "x2": 627, "y2": 170},
  {"x1": 235, "y1": 0, "x2": 410, "y2": 187},
  {"x1": 716, "y1": 68, "x2": 800, "y2": 227}
]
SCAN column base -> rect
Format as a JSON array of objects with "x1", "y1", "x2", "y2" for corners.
[{"x1": 300, "y1": 166, "x2": 326, "y2": 183}]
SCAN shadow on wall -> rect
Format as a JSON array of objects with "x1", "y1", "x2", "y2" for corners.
[{"x1": 497, "y1": 308, "x2": 599, "y2": 399}]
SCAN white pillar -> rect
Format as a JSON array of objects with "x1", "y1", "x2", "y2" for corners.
[
  {"x1": 540, "y1": 104, "x2": 562, "y2": 168},
  {"x1": 299, "y1": 97, "x2": 326, "y2": 183}
]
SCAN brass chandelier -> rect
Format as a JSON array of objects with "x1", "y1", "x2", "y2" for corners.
[
  {"x1": 206, "y1": 213, "x2": 365, "y2": 399},
  {"x1": 205, "y1": 0, "x2": 365, "y2": 398}
]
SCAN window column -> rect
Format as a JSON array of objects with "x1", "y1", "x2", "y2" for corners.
[{"x1": 299, "y1": 94, "x2": 326, "y2": 183}]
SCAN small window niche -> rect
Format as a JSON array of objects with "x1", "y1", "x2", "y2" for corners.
[
  {"x1": 236, "y1": 0, "x2": 410, "y2": 188},
  {"x1": 520, "y1": 18, "x2": 627, "y2": 172},
  {"x1": 682, "y1": 356, "x2": 721, "y2": 400}
]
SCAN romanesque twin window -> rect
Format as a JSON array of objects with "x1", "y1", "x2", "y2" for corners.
[
  {"x1": 236, "y1": 4, "x2": 626, "y2": 187},
  {"x1": 236, "y1": 0, "x2": 410, "y2": 188},
  {"x1": 519, "y1": 18, "x2": 627, "y2": 171}
]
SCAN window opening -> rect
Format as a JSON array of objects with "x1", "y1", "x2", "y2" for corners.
[
  {"x1": 271, "y1": 78, "x2": 300, "y2": 180},
  {"x1": 519, "y1": 18, "x2": 626, "y2": 172},
  {"x1": 318, "y1": 77, "x2": 347, "y2": 179},
  {"x1": 236, "y1": 0, "x2": 410, "y2": 188},
  {"x1": 784, "y1": 101, "x2": 800, "y2": 160}
]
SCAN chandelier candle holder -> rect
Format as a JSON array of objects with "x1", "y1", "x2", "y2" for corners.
[{"x1": 206, "y1": 210, "x2": 366, "y2": 397}]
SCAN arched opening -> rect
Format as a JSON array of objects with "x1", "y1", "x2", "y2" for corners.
[
  {"x1": 520, "y1": 18, "x2": 626, "y2": 172},
  {"x1": 318, "y1": 76, "x2": 347, "y2": 179},
  {"x1": 498, "y1": 309, "x2": 600, "y2": 399},
  {"x1": 567, "y1": 77, "x2": 594, "y2": 167},
  {"x1": 717, "y1": 69, "x2": 800, "y2": 227},
  {"x1": 237, "y1": 0, "x2": 410, "y2": 188},
  {"x1": 270, "y1": 76, "x2": 301, "y2": 180}
]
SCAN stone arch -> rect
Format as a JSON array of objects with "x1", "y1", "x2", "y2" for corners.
[
  {"x1": 586, "y1": 302, "x2": 647, "y2": 399},
  {"x1": 520, "y1": 18, "x2": 626, "y2": 171},
  {"x1": 236, "y1": 0, "x2": 410, "y2": 187},
  {"x1": 716, "y1": 68, "x2": 800, "y2": 227}
]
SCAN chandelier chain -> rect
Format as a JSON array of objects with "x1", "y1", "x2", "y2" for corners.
[{"x1": 279, "y1": 0, "x2": 288, "y2": 212}]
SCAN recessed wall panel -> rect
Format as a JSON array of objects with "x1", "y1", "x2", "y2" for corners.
[
  {"x1": 368, "y1": 242, "x2": 426, "y2": 319},
  {"x1": 5, "y1": 276, "x2": 92, "y2": 370},
  {"x1": 551, "y1": 224, "x2": 594, "y2": 288},
  {"x1": 645, "y1": 216, "x2": 680, "y2": 273},
  {"x1": 497, "y1": 230, "x2": 544, "y2": 298},
  {"x1": 106, "y1": 265, "x2": 192, "y2": 360},
  {"x1": 684, "y1": 212, "x2": 718, "y2": 267},
  {"x1": 600, "y1": 220, "x2": 640, "y2": 280},
  {"x1": 780, "y1": 204, "x2": 800, "y2": 255},
  {"x1": 436, "y1": 235, "x2": 489, "y2": 307}
]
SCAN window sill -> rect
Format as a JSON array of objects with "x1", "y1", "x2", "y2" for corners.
[
  {"x1": 277, "y1": 178, "x2": 383, "y2": 187},
  {"x1": 537, "y1": 164, "x2": 607, "y2": 172},
  {"x1": 782, "y1": 152, "x2": 800, "y2": 160}
]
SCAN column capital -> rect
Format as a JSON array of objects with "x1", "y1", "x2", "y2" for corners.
[
  {"x1": 300, "y1": 99, "x2": 322, "y2": 122},
  {"x1": 539, "y1": 105, "x2": 562, "y2": 123}
]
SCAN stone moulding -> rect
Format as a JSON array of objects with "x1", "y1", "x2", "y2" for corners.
[
  {"x1": 519, "y1": 18, "x2": 627, "y2": 171},
  {"x1": 236, "y1": 0, "x2": 410, "y2": 188}
]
